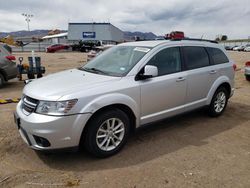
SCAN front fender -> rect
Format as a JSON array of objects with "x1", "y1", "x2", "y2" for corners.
[
  {"x1": 80, "y1": 93, "x2": 140, "y2": 127},
  {"x1": 206, "y1": 76, "x2": 232, "y2": 105}
]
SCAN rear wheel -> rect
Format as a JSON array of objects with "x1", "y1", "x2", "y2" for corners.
[
  {"x1": 208, "y1": 87, "x2": 229, "y2": 117},
  {"x1": 0, "y1": 73, "x2": 5, "y2": 88},
  {"x1": 83, "y1": 109, "x2": 130, "y2": 158}
]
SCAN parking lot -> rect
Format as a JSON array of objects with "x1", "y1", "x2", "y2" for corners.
[{"x1": 0, "y1": 51, "x2": 249, "y2": 187}]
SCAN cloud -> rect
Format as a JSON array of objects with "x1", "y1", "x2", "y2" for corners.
[{"x1": 0, "y1": 0, "x2": 249, "y2": 39}]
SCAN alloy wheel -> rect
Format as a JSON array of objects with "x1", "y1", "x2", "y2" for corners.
[
  {"x1": 96, "y1": 118, "x2": 125, "y2": 151},
  {"x1": 214, "y1": 91, "x2": 226, "y2": 113}
]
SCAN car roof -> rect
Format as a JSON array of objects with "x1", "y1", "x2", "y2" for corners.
[
  {"x1": 119, "y1": 40, "x2": 166, "y2": 47},
  {"x1": 119, "y1": 39, "x2": 221, "y2": 49}
]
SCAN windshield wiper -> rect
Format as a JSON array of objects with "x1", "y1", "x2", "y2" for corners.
[{"x1": 82, "y1": 67, "x2": 107, "y2": 75}]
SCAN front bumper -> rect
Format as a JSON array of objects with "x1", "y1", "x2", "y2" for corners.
[{"x1": 15, "y1": 101, "x2": 92, "y2": 150}]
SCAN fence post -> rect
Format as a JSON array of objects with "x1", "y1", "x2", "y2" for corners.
[{"x1": 38, "y1": 42, "x2": 41, "y2": 52}]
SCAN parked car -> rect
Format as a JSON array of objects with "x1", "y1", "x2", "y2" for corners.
[
  {"x1": 244, "y1": 46, "x2": 250, "y2": 52},
  {"x1": 242, "y1": 44, "x2": 250, "y2": 52},
  {"x1": 233, "y1": 45, "x2": 245, "y2": 51},
  {"x1": 224, "y1": 46, "x2": 231, "y2": 50},
  {"x1": 15, "y1": 39, "x2": 235, "y2": 157},
  {"x1": 46, "y1": 44, "x2": 70, "y2": 53},
  {"x1": 0, "y1": 44, "x2": 17, "y2": 88},
  {"x1": 230, "y1": 45, "x2": 238, "y2": 50},
  {"x1": 245, "y1": 61, "x2": 250, "y2": 81},
  {"x1": 165, "y1": 31, "x2": 185, "y2": 39}
]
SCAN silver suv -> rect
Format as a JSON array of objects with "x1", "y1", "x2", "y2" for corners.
[
  {"x1": 0, "y1": 44, "x2": 17, "y2": 87},
  {"x1": 15, "y1": 39, "x2": 235, "y2": 157}
]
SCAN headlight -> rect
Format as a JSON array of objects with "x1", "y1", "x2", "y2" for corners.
[{"x1": 35, "y1": 99, "x2": 78, "y2": 115}]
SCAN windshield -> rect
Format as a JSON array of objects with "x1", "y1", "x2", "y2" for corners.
[{"x1": 81, "y1": 46, "x2": 151, "y2": 76}]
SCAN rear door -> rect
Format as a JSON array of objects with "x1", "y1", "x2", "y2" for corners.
[{"x1": 182, "y1": 46, "x2": 219, "y2": 108}]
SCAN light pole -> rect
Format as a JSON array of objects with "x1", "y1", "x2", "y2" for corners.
[{"x1": 22, "y1": 13, "x2": 34, "y2": 31}]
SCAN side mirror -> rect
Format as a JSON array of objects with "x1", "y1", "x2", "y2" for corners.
[
  {"x1": 144, "y1": 65, "x2": 158, "y2": 77},
  {"x1": 136, "y1": 65, "x2": 158, "y2": 80}
]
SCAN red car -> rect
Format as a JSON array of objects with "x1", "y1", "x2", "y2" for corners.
[
  {"x1": 46, "y1": 44, "x2": 70, "y2": 53},
  {"x1": 165, "y1": 31, "x2": 185, "y2": 40}
]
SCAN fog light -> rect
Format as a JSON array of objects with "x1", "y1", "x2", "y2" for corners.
[{"x1": 33, "y1": 135, "x2": 51, "y2": 147}]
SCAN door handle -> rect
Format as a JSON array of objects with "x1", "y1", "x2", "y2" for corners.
[
  {"x1": 176, "y1": 77, "x2": 186, "y2": 82},
  {"x1": 209, "y1": 70, "x2": 217, "y2": 74}
]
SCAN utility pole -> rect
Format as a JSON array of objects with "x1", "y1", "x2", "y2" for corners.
[{"x1": 22, "y1": 13, "x2": 34, "y2": 31}]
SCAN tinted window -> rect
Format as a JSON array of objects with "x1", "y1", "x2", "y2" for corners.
[
  {"x1": 183, "y1": 46, "x2": 209, "y2": 70},
  {"x1": 147, "y1": 47, "x2": 181, "y2": 76},
  {"x1": 206, "y1": 47, "x2": 229, "y2": 64}
]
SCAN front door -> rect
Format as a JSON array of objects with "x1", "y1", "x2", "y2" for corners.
[{"x1": 139, "y1": 47, "x2": 187, "y2": 124}]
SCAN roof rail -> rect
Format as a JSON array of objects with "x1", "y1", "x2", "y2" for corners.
[{"x1": 170, "y1": 38, "x2": 218, "y2": 44}]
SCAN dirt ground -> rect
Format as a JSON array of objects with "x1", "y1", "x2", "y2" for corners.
[{"x1": 0, "y1": 51, "x2": 249, "y2": 188}]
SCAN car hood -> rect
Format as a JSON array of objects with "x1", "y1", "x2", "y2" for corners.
[{"x1": 23, "y1": 69, "x2": 121, "y2": 100}]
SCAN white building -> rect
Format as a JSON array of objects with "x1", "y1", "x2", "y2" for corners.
[{"x1": 67, "y1": 23, "x2": 124, "y2": 44}]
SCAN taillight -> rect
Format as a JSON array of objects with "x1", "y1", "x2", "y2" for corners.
[
  {"x1": 5, "y1": 55, "x2": 16, "y2": 61},
  {"x1": 233, "y1": 64, "x2": 237, "y2": 71},
  {"x1": 245, "y1": 61, "x2": 250, "y2": 67}
]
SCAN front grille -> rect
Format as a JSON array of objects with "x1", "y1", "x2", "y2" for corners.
[{"x1": 22, "y1": 95, "x2": 39, "y2": 114}]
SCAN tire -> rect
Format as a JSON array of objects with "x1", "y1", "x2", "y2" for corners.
[
  {"x1": 27, "y1": 73, "x2": 35, "y2": 79},
  {"x1": 83, "y1": 109, "x2": 130, "y2": 158},
  {"x1": 0, "y1": 73, "x2": 5, "y2": 88},
  {"x1": 37, "y1": 73, "x2": 43, "y2": 78},
  {"x1": 245, "y1": 75, "x2": 250, "y2": 81},
  {"x1": 208, "y1": 87, "x2": 229, "y2": 117}
]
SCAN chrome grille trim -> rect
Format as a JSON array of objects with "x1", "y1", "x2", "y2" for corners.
[
  {"x1": 23, "y1": 97, "x2": 37, "y2": 107},
  {"x1": 22, "y1": 95, "x2": 39, "y2": 114}
]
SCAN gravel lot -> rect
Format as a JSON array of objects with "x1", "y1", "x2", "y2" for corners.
[{"x1": 0, "y1": 51, "x2": 249, "y2": 188}]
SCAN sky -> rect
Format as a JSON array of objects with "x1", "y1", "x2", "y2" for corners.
[{"x1": 0, "y1": 0, "x2": 249, "y2": 40}]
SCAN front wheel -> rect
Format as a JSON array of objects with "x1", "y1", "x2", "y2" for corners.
[
  {"x1": 83, "y1": 109, "x2": 130, "y2": 158},
  {"x1": 208, "y1": 87, "x2": 229, "y2": 117}
]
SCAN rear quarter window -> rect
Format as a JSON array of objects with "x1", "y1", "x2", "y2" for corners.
[{"x1": 206, "y1": 47, "x2": 229, "y2": 64}]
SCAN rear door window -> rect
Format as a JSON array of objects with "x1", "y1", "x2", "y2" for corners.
[
  {"x1": 183, "y1": 46, "x2": 210, "y2": 70},
  {"x1": 206, "y1": 47, "x2": 229, "y2": 64}
]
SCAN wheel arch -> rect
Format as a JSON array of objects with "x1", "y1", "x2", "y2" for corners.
[
  {"x1": 206, "y1": 77, "x2": 232, "y2": 105},
  {"x1": 79, "y1": 103, "x2": 137, "y2": 147}
]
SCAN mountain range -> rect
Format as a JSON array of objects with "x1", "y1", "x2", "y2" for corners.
[{"x1": 0, "y1": 30, "x2": 159, "y2": 40}]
